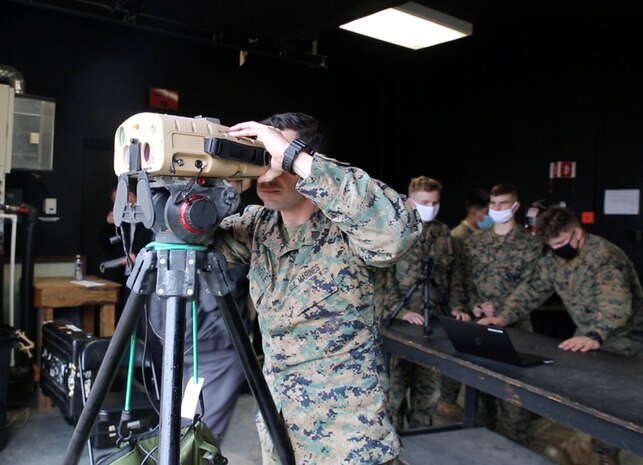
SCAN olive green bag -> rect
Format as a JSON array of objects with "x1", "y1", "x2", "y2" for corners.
[{"x1": 98, "y1": 420, "x2": 227, "y2": 465}]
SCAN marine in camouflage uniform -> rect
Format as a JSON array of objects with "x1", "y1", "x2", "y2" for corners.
[
  {"x1": 463, "y1": 224, "x2": 541, "y2": 330},
  {"x1": 218, "y1": 116, "x2": 420, "y2": 465},
  {"x1": 386, "y1": 218, "x2": 468, "y2": 428},
  {"x1": 496, "y1": 233, "x2": 643, "y2": 355},
  {"x1": 487, "y1": 206, "x2": 643, "y2": 464},
  {"x1": 461, "y1": 184, "x2": 542, "y2": 445}
]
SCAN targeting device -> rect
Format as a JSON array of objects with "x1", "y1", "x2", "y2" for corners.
[
  {"x1": 114, "y1": 112, "x2": 269, "y2": 178},
  {"x1": 113, "y1": 113, "x2": 270, "y2": 244}
]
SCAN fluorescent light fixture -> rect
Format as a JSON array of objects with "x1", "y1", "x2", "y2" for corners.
[{"x1": 340, "y1": 2, "x2": 472, "y2": 50}]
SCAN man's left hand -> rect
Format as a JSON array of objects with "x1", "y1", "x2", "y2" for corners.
[
  {"x1": 558, "y1": 336, "x2": 601, "y2": 352},
  {"x1": 477, "y1": 316, "x2": 508, "y2": 326}
]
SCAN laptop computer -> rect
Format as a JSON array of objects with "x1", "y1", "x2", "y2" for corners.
[{"x1": 438, "y1": 316, "x2": 553, "y2": 367}]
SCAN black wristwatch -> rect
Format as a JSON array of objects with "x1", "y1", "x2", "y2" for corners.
[
  {"x1": 585, "y1": 331, "x2": 604, "y2": 345},
  {"x1": 282, "y1": 139, "x2": 314, "y2": 175}
]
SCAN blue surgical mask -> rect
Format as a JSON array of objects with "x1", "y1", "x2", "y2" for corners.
[{"x1": 477, "y1": 215, "x2": 493, "y2": 229}]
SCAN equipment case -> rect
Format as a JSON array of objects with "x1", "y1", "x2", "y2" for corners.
[{"x1": 40, "y1": 319, "x2": 94, "y2": 423}]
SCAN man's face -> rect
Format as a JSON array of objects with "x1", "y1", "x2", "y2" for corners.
[
  {"x1": 473, "y1": 206, "x2": 489, "y2": 222},
  {"x1": 489, "y1": 193, "x2": 516, "y2": 211},
  {"x1": 548, "y1": 227, "x2": 581, "y2": 250},
  {"x1": 256, "y1": 128, "x2": 308, "y2": 212},
  {"x1": 408, "y1": 190, "x2": 440, "y2": 207}
]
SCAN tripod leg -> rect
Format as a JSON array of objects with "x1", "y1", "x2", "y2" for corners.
[
  {"x1": 62, "y1": 290, "x2": 147, "y2": 465},
  {"x1": 158, "y1": 296, "x2": 185, "y2": 465}
]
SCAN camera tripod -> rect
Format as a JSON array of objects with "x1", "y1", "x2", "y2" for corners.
[
  {"x1": 63, "y1": 171, "x2": 295, "y2": 465},
  {"x1": 383, "y1": 257, "x2": 450, "y2": 341}
]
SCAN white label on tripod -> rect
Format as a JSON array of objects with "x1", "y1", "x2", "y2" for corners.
[{"x1": 181, "y1": 376, "x2": 204, "y2": 420}]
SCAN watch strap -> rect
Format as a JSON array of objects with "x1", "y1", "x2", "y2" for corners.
[
  {"x1": 282, "y1": 139, "x2": 313, "y2": 174},
  {"x1": 585, "y1": 331, "x2": 604, "y2": 345}
]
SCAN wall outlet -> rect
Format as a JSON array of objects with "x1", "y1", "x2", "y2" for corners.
[{"x1": 44, "y1": 197, "x2": 57, "y2": 215}]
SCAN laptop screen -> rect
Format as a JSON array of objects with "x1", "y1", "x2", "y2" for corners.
[{"x1": 438, "y1": 316, "x2": 549, "y2": 367}]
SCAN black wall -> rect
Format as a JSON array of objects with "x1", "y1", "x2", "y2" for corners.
[{"x1": 3, "y1": 1, "x2": 643, "y2": 276}]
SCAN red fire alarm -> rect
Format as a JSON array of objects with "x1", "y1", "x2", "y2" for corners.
[
  {"x1": 581, "y1": 212, "x2": 595, "y2": 224},
  {"x1": 149, "y1": 87, "x2": 179, "y2": 110}
]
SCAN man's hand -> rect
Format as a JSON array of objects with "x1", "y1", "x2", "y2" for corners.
[
  {"x1": 228, "y1": 121, "x2": 289, "y2": 183},
  {"x1": 400, "y1": 310, "x2": 424, "y2": 325},
  {"x1": 558, "y1": 336, "x2": 601, "y2": 352},
  {"x1": 477, "y1": 316, "x2": 509, "y2": 327},
  {"x1": 451, "y1": 308, "x2": 471, "y2": 321},
  {"x1": 472, "y1": 302, "x2": 496, "y2": 318}
]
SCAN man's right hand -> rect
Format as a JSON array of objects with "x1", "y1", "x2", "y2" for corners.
[
  {"x1": 472, "y1": 301, "x2": 496, "y2": 318},
  {"x1": 400, "y1": 310, "x2": 424, "y2": 325}
]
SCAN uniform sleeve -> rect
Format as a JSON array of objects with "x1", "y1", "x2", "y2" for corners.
[
  {"x1": 589, "y1": 259, "x2": 634, "y2": 341},
  {"x1": 296, "y1": 154, "x2": 421, "y2": 267},
  {"x1": 498, "y1": 254, "x2": 555, "y2": 324},
  {"x1": 461, "y1": 236, "x2": 483, "y2": 309},
  {"x1": 216, "y1": 205, "x2": 261, "y2": 266},
  {"x1": 447, "y1": 237, "x2": 468, "y2": 310}
]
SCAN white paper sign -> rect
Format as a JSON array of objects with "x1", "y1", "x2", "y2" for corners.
[
  {"x1": 181, "y1": 376, "x2": 204, "y2": 420},
  {"x1": 604, "y1": 189, "x2": 640, "y2": 215}
]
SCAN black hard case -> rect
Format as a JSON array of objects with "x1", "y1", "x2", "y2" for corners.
[{"x1": 40, "y1": 319, "x2": 94, "y2": 422}]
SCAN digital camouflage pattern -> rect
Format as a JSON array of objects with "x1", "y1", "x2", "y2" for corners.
[
  {"x1": 498, "y1": 233, "x2": 643, "y2": 356},
  {"x1": 451, "y1": 220, "x2": 476, "y2": 244},
  {"x1": 218, "y1": 154, "x2": 421, "y2": 465},
  {"x1": 462, "y1": 224, "x2": 541, "y2": 445},
  {"x1": 389, "y1": 220, "x2": 467, "y2": 315},
  {"x1": 462, "y1": 225, "x2": 542, "y2": 329},
  {"x1": 385, "y1": 220, "x2": 467, "y2": 427}
]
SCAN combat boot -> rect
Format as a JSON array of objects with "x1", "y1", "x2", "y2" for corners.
[
  {"x1": 435, "y1": 399, "x2": 464, "y2": 422},
  {"x1": 543, "y1": 444, "x2": 572, "y2": 465},
  {"x1": 557, "y1": 432, "x2": 593, "y2": 465}
]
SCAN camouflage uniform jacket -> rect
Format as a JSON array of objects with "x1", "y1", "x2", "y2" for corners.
[
  {"x1": 218, "y1": 154, "x2": 420, "y2": 465},
  {"x1": 389, "y1": 220, "x2": 467, "y2": 317},
  {"x1": 497, "y1": 234, "x2": 643, "y2": 355},
  {"x1": 451, "y1": 220, "x2": 476, "y2": 244},
  {"x1": 463, "y1": 225, "x2": 541, "y2": 313}
]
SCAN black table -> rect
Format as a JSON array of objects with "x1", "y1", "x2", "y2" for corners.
[{"x1": 381, "y1": 320, "x2": 643, "y2": 456}]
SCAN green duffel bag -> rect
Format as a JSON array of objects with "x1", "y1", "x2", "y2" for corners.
[{"x1": 97, "y1": 420, "x2": 227, "y2": 465}]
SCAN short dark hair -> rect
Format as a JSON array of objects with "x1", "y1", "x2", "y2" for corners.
[
  {"x1": 535, "y1": 206, "x2": 580, "y2": 242},
  {"x1": 465, "y1": 189, "x2": 490, "y2": 209},
  {"x1": 260, "y1": 112, "x2": 327, "y2": 153},
  {"x1": 408, "y1": 176, "x2": 442, "y2": 194},
  {"x1": 490, "y1": 183, "x2": 518, "y2": 199}
]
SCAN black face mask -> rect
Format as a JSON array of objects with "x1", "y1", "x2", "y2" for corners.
[{"x1": 551, "y1": 242, "x2": 578, "y2": 260}]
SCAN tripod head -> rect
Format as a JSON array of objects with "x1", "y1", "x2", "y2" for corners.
[{"x1": 422, "y1": 256, "x2": 433, "y2": 279}]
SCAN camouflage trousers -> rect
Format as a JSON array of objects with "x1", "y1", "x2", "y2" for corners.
[
  {"x1": 478, "y1": 393, "x2": 534, "y2": 446},
  {"x1": 440, "y1": 376, "x2": 461, "y2": 404},
  {"x1": 387, "y1": 356, "x2": 444, "y2": 429}
]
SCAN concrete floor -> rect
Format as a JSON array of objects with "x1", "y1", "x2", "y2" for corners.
[
  {"x1": 1, "y1": 389, "x2": 261, "y2": 465},
  {"x1": 2, "y1": 388, "x2": 642, "y2": 465}
]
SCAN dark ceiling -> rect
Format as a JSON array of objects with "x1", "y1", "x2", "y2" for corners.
[{"x1": 6, "y1": 0, "x2": 643, "y2": 69}]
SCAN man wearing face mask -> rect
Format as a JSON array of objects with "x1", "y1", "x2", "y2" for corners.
[
  {"x1": 385, "y1": 176, "x2": 469, "y2": 429},
  {"x1": 478, "y1": 205, "x2": 643, "y2": 465},
  {"x1": 451, "y1": 188, "x2": 492, "y2": 243},
  {"x1": 461, "y1": 183, "x2": 541, "y2": 445}
]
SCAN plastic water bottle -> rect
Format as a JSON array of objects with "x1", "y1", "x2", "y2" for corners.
[{"x1": 74, "y1": 254, "x2": 84, "y2": 280}]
